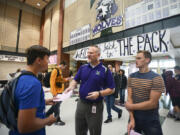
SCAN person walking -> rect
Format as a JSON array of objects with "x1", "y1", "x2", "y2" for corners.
[
  {"x1": 46, "y1": 61, "x2": 69, "y2": 126},
  {"x1": 104, "y1": 64, "x2": 122, "y2": 123},
  {"x1": 118, "y1": 69, "x2": 127, "y2": 105}
]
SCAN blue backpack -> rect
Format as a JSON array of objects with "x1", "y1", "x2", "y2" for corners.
[{"x1": 0, "y1": 71, "x2": 36, "y2": 130}]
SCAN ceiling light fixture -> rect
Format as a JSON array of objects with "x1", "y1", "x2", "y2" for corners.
[{"x1": 37, "y1": 3, "x2": 40, "y2": 6}]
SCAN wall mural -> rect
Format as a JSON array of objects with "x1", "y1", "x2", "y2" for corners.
[
  {"x1": 91, "y1": 0, "x2": 123, "y2": 36},
  {"x1": 73, "y1": 29, "x2": 170, "y2": 61}
]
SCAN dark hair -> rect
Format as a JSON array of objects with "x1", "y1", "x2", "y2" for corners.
[
  {"x1": 60, "y1": 61, "x2": 66, "y2": 65},
  {"x1": 162, "y1": 69, "x2": 166, "y2": 72},
  {"x1": 174, "y1": 66, "x2": 180, "y2": 70},
  {"x1": 26, "y1": 45, "x2": 50, "y2": 65},
  {"x1": 137, "y1": 50, "x2": 152, "y2": 63},
  {"x1": 119, "y1": 69, "x2": 125, "y2": 75}
]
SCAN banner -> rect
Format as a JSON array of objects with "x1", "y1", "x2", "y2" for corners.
[
  {"x1": 70, "y1": 24, "x2": 91, "y2": 45},
  {"x1": 0, "y1": 55, "x2": 26, "y2": 62},
  {"x1": 125, "y1": 0, "x2": 180, "y2": 29},
  {"x1": 73, "y1": 29, "x2": 170, "y2": 61},
  {"x1": 49, "y1": 54, "x2": 57, "y2": 64}
]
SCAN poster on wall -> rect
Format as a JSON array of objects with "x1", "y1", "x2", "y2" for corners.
[
  {"x1": 49, "y1": 54, "x2": 57, "y2": 64},
  {"x1": 73, "y1": 47, "x2": 89, "y2": 61},
  {"x1": 73, "y1": 29, "x2": 170, "y2": 61},
  {"x1": 98, "y1": 41, "x2": 120, "y2": 59},
  {"x1": 92, "y1": 0, "x2": 123, "y2": 36},
  {"x1": 125, "y1": 0, "x2": 180, "y2": 29},
  {"x1": 70, "y1": 24, "x2": 91, "y2": 45},
  {"x1": 0, "y1": 55, "x2": 26, "y2": 62}
]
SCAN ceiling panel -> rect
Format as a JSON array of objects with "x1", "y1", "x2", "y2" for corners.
[{"x1": 17, "y1": 0, "x2": 53, "y2": 10}]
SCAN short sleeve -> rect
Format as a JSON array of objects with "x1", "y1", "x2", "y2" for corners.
[
  {"x1": 18, "y1": 83, "x2": 41, "y2": 109},
  {"x1": 127, "y1": 77, "x2": 132, "y2": 88},
  {"x1": 104, "y1": 69, "x2": 115, "y2": 89},
  {"x1": 152, "y1": 76, "x2": 165, "y2": 93},
  {"x1": 74, "y1": 66, "x2": 82, "y2": 83}
]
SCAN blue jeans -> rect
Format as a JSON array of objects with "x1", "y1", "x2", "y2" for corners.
[
  {"x1": 119, "y1": 89, "x2": 125, "y2": 103},
  {"x1": 105, "y1": 95, "x2": 121, "y2": 119}
]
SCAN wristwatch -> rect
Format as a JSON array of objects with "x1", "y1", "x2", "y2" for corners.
[{"x1": 98, "y1": 91, "x2": 102, "y2": 97}]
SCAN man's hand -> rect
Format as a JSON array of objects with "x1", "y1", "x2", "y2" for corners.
[
  {"x1": 125, "y1": 102, "x2": 133, "y2": 110},
  {"x1": 46, "y1": 114, "x2": 57, "y2": 126},
  {"x1": 64, "y1": 87, "x2": 73, "y2": 93},
  {"x1": 86, "y1": 91, "x2": 99, "y2": 100},
  {"x1": 45, "y1": 99, "x2": 55, "y2": 105},
  {"x1": 65, "y1": 77, "x2": 71, "y2": 81},
  {"x1": 44, "y1": 89, "x2": 50, "y2": 93},
  {"x1": 125, "y1": 101, "x2": 134, "y2": 111},
  {"x1": 127, "y1": 119, "x2": 135, "y2": 135}
]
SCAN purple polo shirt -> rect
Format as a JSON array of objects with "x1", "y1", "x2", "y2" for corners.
[{"x1": 74, "y1": 62, "x2": 115, "y2": 102}]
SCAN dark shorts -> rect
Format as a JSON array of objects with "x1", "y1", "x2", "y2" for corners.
[{"x1": 172, "y1": 97, "x2": 180, "y2": 107}]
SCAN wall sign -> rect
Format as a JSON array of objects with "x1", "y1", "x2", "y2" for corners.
[
  {"x1": 92, "y1": 15, "x2": 123, "y2": 36},
  {"x1": 70, "y1": 24, "x2": 91, "y2": 45},
  {"x1": 49, "y1": 54, "x2": 57, "y2": 64},
  {"x1": 73, "y1": 47, "x2": 89, "y2": 61},
  {"x1": 92, "y1": 0, "x2": 123, "y2": 36},
  {"x1": 73, "y1": 29, "x2": 170, "y2": 61},
  {"x1": 125, "y1": 0, "x2": 180, "y2": 29},
  {"x1": 0, "y1": 55, "x2": 26, "y2": 62}
]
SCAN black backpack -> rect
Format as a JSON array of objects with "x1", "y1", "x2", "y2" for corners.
[
  {"x1": 43, "y1": 68, "x2": 60, "y2": 88},
  {"x1": 0, "y1": 71, "x2": 36, "y2": 130}
]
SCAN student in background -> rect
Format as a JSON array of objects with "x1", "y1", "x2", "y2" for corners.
[
  {"x1": 46, "y1": 61, "x2": 69, "y2": 126},
  {"x1": 118, "y1": 69, "x2": 127, "y2": 105},
  {"x1": 166, "y1": 66, "x2": 180, "y2": 121},
  {"x1": 104, "y1": 64, "x2": 122, "y2": 123}
]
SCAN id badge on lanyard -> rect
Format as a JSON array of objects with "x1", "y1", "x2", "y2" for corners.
[{"x1": 92, "y1": 105, "x2": 96, "y2": 114}]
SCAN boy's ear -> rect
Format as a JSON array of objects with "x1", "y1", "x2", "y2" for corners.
[{"x1": 35, "y1": 57, "x2": 41, "y2": 64}]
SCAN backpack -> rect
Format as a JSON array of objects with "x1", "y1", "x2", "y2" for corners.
[
  {"x1": 43, "y1": 68, "x2": 60, "y2": 88},
  {"x1": 0, "y1": 71, "x2": 36, "y2": 130}
]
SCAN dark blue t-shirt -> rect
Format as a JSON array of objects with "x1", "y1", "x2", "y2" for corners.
[
  {"x1": 74, "y1": 62, "x2": 115, "y2": 102},
  {"x1": 10, "y1": 75, "x2": 46, "y2": 135}
]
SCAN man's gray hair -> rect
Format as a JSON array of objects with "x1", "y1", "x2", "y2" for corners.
[{"x1": 90, "y1": 45, "x2": 100, "y2": 54}]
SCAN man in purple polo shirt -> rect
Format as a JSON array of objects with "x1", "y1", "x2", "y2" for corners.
[{"x1": 65, "y1": 45, "x2": 115, "y2": 135}]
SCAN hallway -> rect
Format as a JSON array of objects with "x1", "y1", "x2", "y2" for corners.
[{"x1": 0, "y1": 93, "x2": 180, "y2": 135}]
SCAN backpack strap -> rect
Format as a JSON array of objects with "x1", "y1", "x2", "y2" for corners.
[
  {"x1": 11, "y1": 71, "x2": 38, "y2": 104},
  {"x1": 55, "y1": 68, "x2": 60, "y2": 77}
]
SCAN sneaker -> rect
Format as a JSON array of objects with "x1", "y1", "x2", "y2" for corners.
[
  {"x1": 174, "y1": 116, "x2": 180, "y2": 121},
  {"x1": 104, "y1": 118, "x2": 112, "y2": 123},
  {"x1": 118, "y1": 110, "x2": 122, "y2": 119},
  {"x1": 55, "y1": 119, "x2": 65, "y2": 126},
  {"x1": 167, "y1": 113, "x2": 175, "y2": 118}
]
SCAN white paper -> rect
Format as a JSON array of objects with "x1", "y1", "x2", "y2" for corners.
[
  {"x1": 130, "y1": 130, "x2": 142, "y2": 135},
  {"x1": 53, "y1": 91, "x2": 73, "y2": 102}
]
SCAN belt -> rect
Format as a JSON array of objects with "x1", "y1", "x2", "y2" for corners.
[{"x1": 80, "y1": 99, "x2": 103, "y2": 105}]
